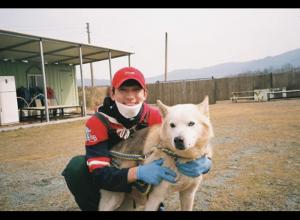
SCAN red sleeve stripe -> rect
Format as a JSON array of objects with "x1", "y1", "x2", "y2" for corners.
[
  {"x1": 87, "y1": 160, "x2": 111, "y2": 167},
  {"x1": 87, "y1": 157, "x2": 111, "y2": 163},
  {"x1": 86, "y1": 157, "x2": 111, "y2": 172},
  {"x1": 87, "y1": 163, "x2": 110, "y2": 172}
]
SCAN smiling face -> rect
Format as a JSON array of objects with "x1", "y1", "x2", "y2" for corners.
[
  {"x1": 111, "y1": 79, "x2": 147, "y2": 106},
  {"x1": 158, "y1": 96, "x2": 214, "y2": 153}
]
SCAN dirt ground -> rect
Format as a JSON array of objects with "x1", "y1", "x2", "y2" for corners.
[{"x1": 0, "y1": 99, "x2": 299, "y2": 211}]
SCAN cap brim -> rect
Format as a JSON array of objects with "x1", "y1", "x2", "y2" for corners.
[{"x1": 115, "y1": 76, "x2": 145, "y2": 89}]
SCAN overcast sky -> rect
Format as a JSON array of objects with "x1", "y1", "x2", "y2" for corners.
[{"x1": 0, "y1": 8, "x2": 300, "y2": 80}]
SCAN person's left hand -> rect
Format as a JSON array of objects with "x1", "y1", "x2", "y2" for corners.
[{"x1": 175, "y1": 156, "x2": 212, "y2": 177}]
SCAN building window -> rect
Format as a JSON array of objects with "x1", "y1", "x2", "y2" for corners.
[{"x1": 27, "y1": 74, "x2": 43, "y2": 89}]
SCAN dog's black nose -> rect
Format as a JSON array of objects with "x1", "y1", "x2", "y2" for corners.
[{"x1": 174, "y1": 137, "x2": 185, "y2": 150}]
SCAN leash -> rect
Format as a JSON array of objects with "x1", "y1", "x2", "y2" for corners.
[
  {"x1": 109, "y1": 143, "x2": 189, "y2": 163},
  {"x1": 108, "y1": 144, "x2": 200, "y2": 199},
  {"x1": 109, "y1": 150, "x2": 154, "y2": 197},
  {"x1": 109, "y1": 150, "x2": 154, "y2": 161}
]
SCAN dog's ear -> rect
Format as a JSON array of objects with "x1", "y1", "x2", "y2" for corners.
[
  {"x1": 198, "y1": 96, "x2": 209, "y2": 117},
  {"x1": 156, "y1": 100, "x2": 169, "y2": 117}
]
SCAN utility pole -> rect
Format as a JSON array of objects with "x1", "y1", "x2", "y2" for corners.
[
  {"x1": 164, "y1": 32, "x2": 168, "y2": 82},
  {"x1": 86, "y1": 22, "x2": 94, "y2": 87}
]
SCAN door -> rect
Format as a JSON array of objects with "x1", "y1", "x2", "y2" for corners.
[{"x1": 59, "y1": 72, "x2": 76, "y2": 105}]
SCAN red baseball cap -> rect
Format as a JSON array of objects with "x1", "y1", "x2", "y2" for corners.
[{"x1": 112, "y1": 67, "x2": 146, "y2": 89}]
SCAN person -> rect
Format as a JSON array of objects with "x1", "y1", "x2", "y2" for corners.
[{"x1": 62, "y1": 67, "x2": 212, "y2": 211}]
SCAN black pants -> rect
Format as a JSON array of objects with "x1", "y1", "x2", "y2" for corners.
[
  {"x1": 62, "y1": 155, "x2": 165, "y2": 211},
  {"x1": 62, "y1": 155, "x2": 100, "y2": 211}
]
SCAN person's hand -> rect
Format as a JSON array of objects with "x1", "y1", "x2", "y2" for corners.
[
  {"x1": 176, "y1": 156, "x2": 212, "y2": 177},
  {"x1": 137, "y1": 159, "x2": 177, "y2": 185}
]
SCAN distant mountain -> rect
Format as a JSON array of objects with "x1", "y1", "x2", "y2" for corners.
[
  {"x1": 147, "y1": 48, "x2": 300, "y2": 83},
  {"x1": 77, "y1": 48, "x2": 300, "y2": 86}
]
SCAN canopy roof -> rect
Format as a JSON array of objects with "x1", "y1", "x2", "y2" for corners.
[{"x1": 0, "y1": 29, "x2": 133, "y2": 65}]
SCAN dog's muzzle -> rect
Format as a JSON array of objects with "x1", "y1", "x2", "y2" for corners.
[{"x1": 174, "y1": 136, "x2": 185, "y2": 150}]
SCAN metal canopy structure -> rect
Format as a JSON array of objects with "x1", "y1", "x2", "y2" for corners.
[
  {"x1": 0, "y1": 29, "x2": 133, "y2": 65},
  {"x1": 0, "y1": 29, "x2": 133, "y2": 123}
]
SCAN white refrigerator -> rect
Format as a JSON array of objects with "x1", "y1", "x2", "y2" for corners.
[{"x1": 0, "y1": 76, "x2": 19, "y2": 125}]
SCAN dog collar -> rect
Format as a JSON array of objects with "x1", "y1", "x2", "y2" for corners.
[
  {"x1": 155, "y1": 144, "x2": 211, "y2": 161},
  {"x1": 155, "y1": 145, "x2": 190, "y2": 160}
]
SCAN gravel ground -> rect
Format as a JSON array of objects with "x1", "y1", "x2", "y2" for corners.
[{"x1": 0, "y1": 99, "x2": 299, "y2": 211}]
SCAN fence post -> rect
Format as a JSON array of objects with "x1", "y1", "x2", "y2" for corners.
[{"x1": 270, "y1": 72, "x2": 273, "y2": 88}]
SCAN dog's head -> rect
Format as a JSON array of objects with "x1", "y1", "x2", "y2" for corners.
[{"x1": 157, "y1": 96, "x2": 214, "y2": 157}]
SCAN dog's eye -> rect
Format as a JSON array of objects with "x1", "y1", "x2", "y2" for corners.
[
  {"x1": 188, "y1": 121, "x2": 195, "y2": 126},
  {"x1": 170, "y1": 123, "x2": 176, "y2": 128}
]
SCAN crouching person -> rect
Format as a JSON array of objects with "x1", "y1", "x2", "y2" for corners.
[{"x1": 62, "y1": 67, "x2": 212, "y2": 211}]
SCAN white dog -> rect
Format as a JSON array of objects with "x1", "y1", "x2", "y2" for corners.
[{"x1": 99, "y1": 96, "x2": 214, "y2": 211}]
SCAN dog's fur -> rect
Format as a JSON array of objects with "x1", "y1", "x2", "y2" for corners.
[{"x1": 99, "y1": 96, "x2": 214, "y2": 211}]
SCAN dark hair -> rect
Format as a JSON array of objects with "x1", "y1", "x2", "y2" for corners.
[
  {"x1": 120, "y1": 79, "x2": 142, "y2": 88},
  {"x1": 112, "y1": 79, "x2": 142, "y2": 94}
]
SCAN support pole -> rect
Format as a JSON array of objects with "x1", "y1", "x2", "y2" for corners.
[
  {"x1": 86, "y1": 22, "x2": 94, "y2": 87},
  {"x1": 164, "y1": 32, "x2": 168, "y2": 82},
  {"x1": 39, "y1": 39, "x2": 49, "y2": 122},
  {"x1": 128, "y1": 54, "x2": 131, "y2": 67},
  {"x1": 108, "y1": 50, "x2": 112, "y2": 85},
  {"x1": 79, "y1": 46, "x2": 87, "y2": 116}
]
